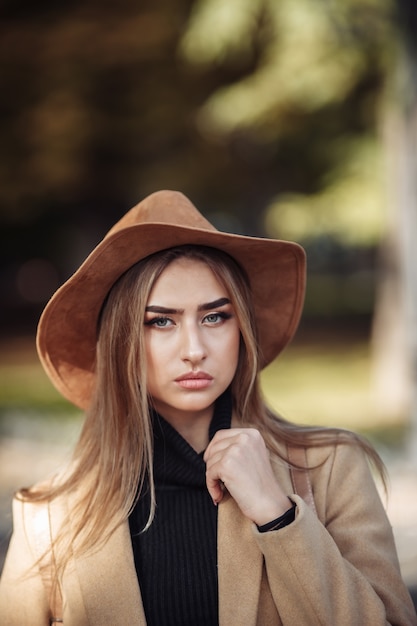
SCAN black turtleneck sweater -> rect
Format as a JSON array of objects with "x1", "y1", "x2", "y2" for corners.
[{"x1": 129, "y1": 390, "x2": 232, "y2": 626}]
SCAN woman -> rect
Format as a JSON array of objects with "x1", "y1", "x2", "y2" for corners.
[{"x1": 0, "y1": 190, "x2": 415, "y2": 625}]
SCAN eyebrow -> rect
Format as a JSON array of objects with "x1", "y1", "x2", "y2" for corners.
[{"x1": 145, "y1": 297, "x2": 231, "y2": 315}]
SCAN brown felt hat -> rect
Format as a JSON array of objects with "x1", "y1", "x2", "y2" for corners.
[{"x1": 37, "y1": 190, "x2": 306, "y2": 409}]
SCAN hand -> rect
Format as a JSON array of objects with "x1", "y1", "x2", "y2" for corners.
[{"x1": 203, "y1": 428, "x2": 292, "y2": 526}]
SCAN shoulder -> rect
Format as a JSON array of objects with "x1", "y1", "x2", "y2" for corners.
[
  {"x1": 12, "y1": 485, "x2": 69, "y2": 550},
  {"x1": 302, "y1": 439, "x2": 385, "y2": 523},
  {"x1": 269, "y1": 427, "x2": 371, "y2": 471},
  {"x1": 304, "y1": 436, "x2": 378, "y2": 484},
  {"x1": 305, "y1": 436, "x2": 370, "y2": 467}
]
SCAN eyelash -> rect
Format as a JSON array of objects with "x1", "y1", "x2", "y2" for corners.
[
  {"x1": 204, "y1": 312, "x2": 232, "y2": 324},
  {"x1": 144, "y1": 311, "x2": 232, "y2": 328},
  {"x1": 144, "y1": 316, "x2": 172, "y2": 328}
]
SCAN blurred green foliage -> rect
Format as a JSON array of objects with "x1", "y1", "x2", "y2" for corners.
[
  {"x1": 265, "y1": 137, "x2": 385, "y2": 246},
  {"x1": 0, "y1": 0, "x2": 397, "y2": 218},
  {"x1": 180, "y1": 0, "x2": 394, "y2": 134},
  {"x1": 0, "y1": 0, "x2": 405, "y2": 334},
  {"x1": 179, "y1": 0, "x2": 396, "y2": 249}
]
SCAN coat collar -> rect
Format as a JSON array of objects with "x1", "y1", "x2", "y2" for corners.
[
  {"x1": 62, "y1": 508, "x2": 145, "y2": 625},
  {"x1": 67, "y1": 499, "x2": 263, "y2": 626},
  {"x1": 65, "y1": 458, "x2": 292, "y2": 625}
]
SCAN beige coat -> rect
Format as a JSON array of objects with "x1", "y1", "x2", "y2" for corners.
[{"x1": 0, "y1": 442, "x2": 416, "y2": 625}]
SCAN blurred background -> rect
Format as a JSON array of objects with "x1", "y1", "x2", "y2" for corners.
[{"x1": 0, "y1": 0, "x2": 416, "y2": 606}]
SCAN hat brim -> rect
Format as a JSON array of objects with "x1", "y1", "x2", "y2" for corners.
[{"x1": 37, "y1": 222, "x2": 306, "y2": 409}]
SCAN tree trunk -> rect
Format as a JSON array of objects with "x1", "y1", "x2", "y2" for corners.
[{"x1": 372, "y1": 6, "x2": 417, "y2": 457}]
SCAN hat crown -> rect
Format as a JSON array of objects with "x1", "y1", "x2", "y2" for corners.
[{"x1": 106, "y1": 190, "x2": 216, "y2": 239}]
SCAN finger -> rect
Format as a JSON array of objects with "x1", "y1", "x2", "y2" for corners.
[
  {"x1": 205, "y1": 473, "x2": 225, "y2": 506},
  {"x1": 204, "y1": 428, "x2": 253, "y2": 463},
  {"x1": 203, "y1": 429, "x2": 237, "y2": 462}
]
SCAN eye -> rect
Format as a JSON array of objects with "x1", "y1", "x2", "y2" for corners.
[
  {"x1": 145, "y1": 316, "x2": 174, "y2": 328},
  {"x1": 203, "y1": 312, "x2": 231, "y2": 324}
]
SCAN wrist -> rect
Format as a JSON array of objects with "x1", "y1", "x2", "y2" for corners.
[
  {"x1": 257, "y1": 501, "x2": 296, "y2": 533},
  {"x1": 252, "y1": 495, "x2": 294, "y2": 527}
]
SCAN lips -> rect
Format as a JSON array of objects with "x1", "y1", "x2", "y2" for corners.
[{"x1": 175, "y1": 371, "x2": 213, "y2": 389}]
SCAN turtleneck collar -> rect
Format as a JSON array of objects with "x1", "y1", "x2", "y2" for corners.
[{"x1": 151, "y1": 388, "x2": 233, "y2": 489}]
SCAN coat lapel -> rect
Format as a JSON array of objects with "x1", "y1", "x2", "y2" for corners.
[
  {"x1": 217, "y1": 493, "x2": 264, "y2": 626},
  {"x1": 71, "y1": 500, "x2": 265, "y2": 626},
  {"x1": 68, "y1": 499, "x2": 264, "y2": 626},
  {"x1": 67, "y1": 519, "x2": 146, "y2": 625}
]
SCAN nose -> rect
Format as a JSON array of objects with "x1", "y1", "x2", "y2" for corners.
[{"x1": 181, "y1": 321, "x2": 207, "y2": 366}]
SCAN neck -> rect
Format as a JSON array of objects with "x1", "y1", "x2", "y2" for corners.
[{"x1": 161, "y1": 409, "x2": 213, "y2": 453}]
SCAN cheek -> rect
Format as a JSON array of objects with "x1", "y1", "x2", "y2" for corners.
[
  {"x1": 145, "y1": 347, "x2": 167, "y2": 399},
  {"x1": 145, "y1": 334, "x2": 176, "y2": 389},
  {"x1": 144, "y1": 337, "x2": 163, "y2": 385},
  {"x1": 222, "y1": 328, "x2": 241, "y2": 369},
  {"x1": 145, "y1": 333, "x2": 168, "y2": 365},
  {"x1": 144, "y1": 338, "x2": 154, "y2": 370}
]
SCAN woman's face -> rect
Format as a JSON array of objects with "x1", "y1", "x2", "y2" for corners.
[{"x1": 144, "y1": 257, "x2": 240, "y2": 426}]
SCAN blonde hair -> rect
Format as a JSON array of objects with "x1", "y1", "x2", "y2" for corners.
[{"x1": 20, "y1": 244, "x2": 385, "y2": 583}]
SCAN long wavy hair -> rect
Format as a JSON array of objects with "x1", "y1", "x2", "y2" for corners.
[{"x1": 20, "y1": 244, "x2": 385, "y2": 584}]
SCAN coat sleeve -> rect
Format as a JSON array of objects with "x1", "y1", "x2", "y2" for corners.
[
  {"x1": 254, "y1": 443, "x2": 417, "y2": 626},
  {"x1": 0, "y1": 498, "x2": 51, "y2": 626}
]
